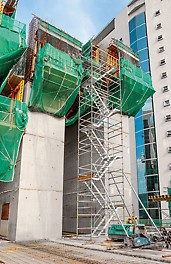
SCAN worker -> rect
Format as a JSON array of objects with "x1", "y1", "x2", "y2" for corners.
[{"x1": 126, "y1": 216, "x2": 133, "y2": 224}]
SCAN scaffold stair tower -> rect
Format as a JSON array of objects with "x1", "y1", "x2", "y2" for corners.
[{"x1": 77, "y1": 41, "x2": 161, "y2": 239}]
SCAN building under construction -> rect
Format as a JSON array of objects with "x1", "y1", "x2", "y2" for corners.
[{"x1": 0, "y1": 0, "x2": 163, "y2": 243}]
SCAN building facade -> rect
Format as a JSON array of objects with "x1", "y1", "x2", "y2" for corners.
[{"x1": 95, "y1": 0, "x2": 171, "y2": 223}]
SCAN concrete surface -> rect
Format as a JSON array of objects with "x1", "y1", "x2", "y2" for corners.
[
  {"x1": 15, "y1": 111, "x2": 65, "y2": 241},
  {"x1": 63, "y1": 122, "x2": 78, "y2": 234},
  {"x1": 0, "y1": 83, "x2": 65, "y2": 241},
  {"x1": 0, "y1": 239, "x2": 170, "y2": 264}
]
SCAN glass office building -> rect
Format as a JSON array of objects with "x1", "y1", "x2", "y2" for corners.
[{"x1": 129, "y1": 12, "x2": 161, "y2": 221}]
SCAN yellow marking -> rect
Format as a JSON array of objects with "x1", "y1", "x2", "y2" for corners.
[{"x1": 15, "y1": 80, "x2": 24, "y2": 102}]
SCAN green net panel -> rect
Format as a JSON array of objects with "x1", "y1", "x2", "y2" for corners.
[
  {"x1": 0, "y1": 13, "x2": 26, "y2": 80},
  {"x1": 39, "y1": 20, "x2": 82, "y2": 49},
  {"x1": 29, "y1": 43, "x2": 83, "y2": 117},
  {"x1": 66, "y1": 58, "x2": 155, "y2": 126},
  {"x1": 117, "y1": 40, "x2": 139, "y2": 59},
  {"x1": 0, "y1": 96, "x2": 28, "y2": 182},
  {"x1": 109, "y1": 58, "x2": 155, "y2": 117},
  {"x1": 66, "y1": 91, "x2": 90, "y2": 126}
]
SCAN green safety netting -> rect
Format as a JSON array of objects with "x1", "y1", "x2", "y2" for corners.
[
  {"x1": 0, "y1": 13, "x2": 26, "y2": 80},
  {"x1": 117, "y1": 40, "x2": 139, "y2": 59},
  {"x1": 66, "y1": 58, "x2": 155, "y2": 126},
  {"x1": 0, "y1": 96, "x2": 28, "y2": 182},
  {"x1": 39, "y1": 20, "x2": 82, "y2": 49},
  {"x1": 82, "y1": 41, "x2": 91, "y2": 58},
  {"x1": 66, "y1": 91, "x2": 90, "y2": 126},
  {"x1": 29, "y1": 43, "x2": 83, "y2": 117},
  {"x1": 109, "y1": 58, "x2": 155, "y2": 116}
]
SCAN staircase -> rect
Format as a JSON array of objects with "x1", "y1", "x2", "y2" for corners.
[
  {"x1": 77, "y1": 77, "x2": 129, "y2": 237},
  {"x1": 84, "y1": 85, "x2": 117, "y2": 127}
]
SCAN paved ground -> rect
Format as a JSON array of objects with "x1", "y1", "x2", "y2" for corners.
[{"x1": 0, "y1": 239, "x2": 171, "y2": 263}]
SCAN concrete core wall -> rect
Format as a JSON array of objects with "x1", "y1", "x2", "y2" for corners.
[
  {"x1": 63, "y1": 122, "x2": 78, "y2": 234},
  {"x1": 15, "y1": 111, "x2": 65, "y2": 241},
  {"x1": 0, "y1": 83, "x2": 65, "y2": 241},
  {"x1": 63, "y1": 115, "x2": 132, "y2": 234},
  {"x1": 0, "y1": 148, "x2": 21, "y2": 240}
]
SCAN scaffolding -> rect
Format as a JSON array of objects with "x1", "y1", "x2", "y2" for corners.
[
  {"x1": 77, "y1": 41, "x2": 125, "y2": 237},
  {"x1": 77, "y1": 40, "x2": 160, "y2": 238}
]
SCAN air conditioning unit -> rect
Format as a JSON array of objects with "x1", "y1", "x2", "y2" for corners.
[{"x1": 168, "y1": 147, "x2": 171, "y2": 153}]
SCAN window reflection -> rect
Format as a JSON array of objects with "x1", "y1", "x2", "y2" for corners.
[
  {"x1": 135, "y1": 13, "x2": 145, "y2": 27},
  {"x1": 136, "y1": 128, "x2": 156, "y2": 145},
  {"x1": 139, "y1": 48, "x2": 149, "y2": 61},
  {"x1": 136, "y1": 24, "x2": 147, "y2": 39},
  {"x1": 129, "y1": 12, "x2": 160, "y2": 220},
  {"x1": 140, "y1": 60, "x2": 150, "y2": 72},
  {"x1": 137, "y1": 37, "x2": 147, "y2": 50}
]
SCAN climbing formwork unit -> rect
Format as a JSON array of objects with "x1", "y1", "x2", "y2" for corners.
[
  {"x1": 0, "y1": 0, "x2": 28, "y2": 183},
  {"x1": 0, "y1": 95, "x2": 28, "y2": 182},
  {"x1": 26, "y1": 16, "x2": 84, "y2": 119},
  {"x1": 77, "y1": 39, "x2": 158, "y2": 238}
]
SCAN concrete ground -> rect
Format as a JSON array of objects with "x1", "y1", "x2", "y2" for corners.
[{"x1": 0, "y1": 239, "x2": 171, "y2": 263}]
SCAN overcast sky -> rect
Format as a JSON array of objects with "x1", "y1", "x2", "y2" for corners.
[{"x1": 17, "y1": 0, "x2": 130, "y2": 43}]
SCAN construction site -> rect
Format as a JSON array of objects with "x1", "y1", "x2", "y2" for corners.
[{"x1": 1, "y1": 0, "x2": 171, "y2": 263}]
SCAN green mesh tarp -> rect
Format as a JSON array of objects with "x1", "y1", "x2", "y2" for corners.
[
  {"x1": 0, "y1": 13, "x2": 26, "y2": 80},
  {"x1": 0, "y1": 96, "x2": 28, "y2": 182},
  {"x1": 109, "y1": 58, "x2": 155, "y2": 116},
  {"x1": 39, "y1": 20, "x2": 82, "y2": 49},
  {"x1": 117, "y1": 40, "x2": 139, "y2": 59},
  {"x1": 29, "y1": 43, "x2": 83, "y2": 117},
  {"x1": 82, "y1": 41, "x2": 91, "y2": 58},
  {"x1": 66, "y1": 91, "x2": 90, "y2": 126}
]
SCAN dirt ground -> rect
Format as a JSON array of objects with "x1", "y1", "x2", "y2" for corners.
[{"x1": 0, "y1": 240, "x2": 170, "y2": 264}]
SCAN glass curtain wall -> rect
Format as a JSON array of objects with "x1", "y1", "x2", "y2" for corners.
[{"x1": 129, "y1": 12, "x2": 161, "y2": 222}]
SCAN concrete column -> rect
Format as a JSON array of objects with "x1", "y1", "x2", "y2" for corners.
[
  {"x1": 15, "y1": 111, "x2": 65, "y2": 241},
  {"x1": 0, "y1": 82, "x2": 65, "y2": 241}
]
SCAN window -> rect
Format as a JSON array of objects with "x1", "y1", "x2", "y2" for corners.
[
  {"x1": 161, "y1": 72, "x2": 167, "y2": 79},
  {"x1": 158, "y1": 35, "x2": 163, "y2": 41},
  {"x1": 160, "y1": 59, "x2": 166, "y2": 66},
  {"x1": 136, "y1": 24, "x2": 147, "y2": 39},
  {"x1": 165, "y1": 115, "x2": 171, "y2": 122},
  {"x1": 139, "y1": 49, "x2": 149, "y2": 61},
  {"x1": 159, "y1": 46, "x2": 165, "y2": 53},
  {"x1": 137, "y1": 37, "x2": 148, "y2": 50},
  {"x1": 168, "y1": 147, "x2": 171, "y2": 153},
  {"x1": 140, "y1": 60, "x2": 150, "y2": 73},
  {"x1": 163, "y1": 86, "x2": 169, "y2": 92},
  {"x1": 169, "y1": 163, "x2": 171, "y2": 170},
  {"x1": 167, "y1": 131, "x2": 171, "y2": 137},
  {"x1": 156, "y1": 23, "x2": 162, "y2": 30},
  {"x1": 164, "y1": 100, "x2": 170, "y2": 107},
  {"x1": 155, "y1": 10, "x2": 161, "y2": 16},
  {"x1": 1, "y1": 203, "x2": 9, "y2": 221}
]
